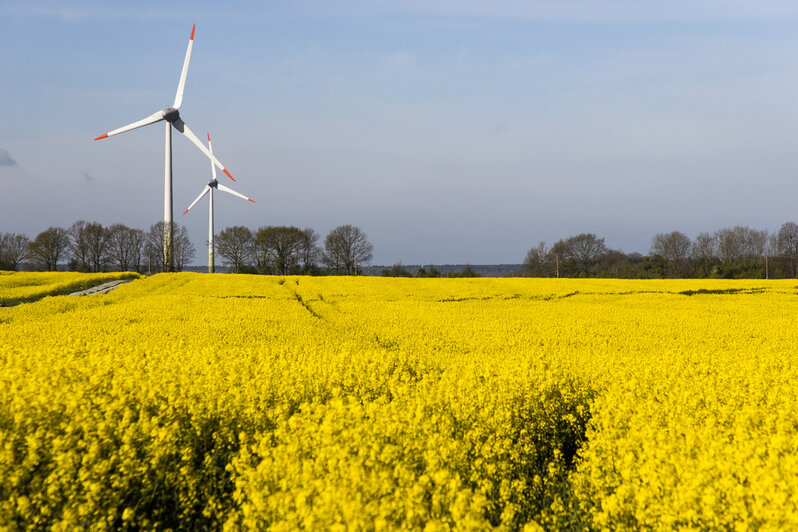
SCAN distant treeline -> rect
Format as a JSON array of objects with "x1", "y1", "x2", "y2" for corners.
[
  {"x1": 521, "y1": 223, "x2": 798, "y2": 279},
  {"x1": 4, "y1": 221, "x2": 797, "y2": 278},
  {"x1": 363, "y1": 264, "x2": 521, "y2": 277},
  {"x1": 0, "y1": 222, "x2": 374, "y2": 276},
  {"x1": 375, "y1": 263, "x2": 483, "y2": 278}
]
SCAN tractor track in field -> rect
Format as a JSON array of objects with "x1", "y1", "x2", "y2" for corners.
[{"x1": 68, "y1": 279, "x2": 132, "y2": 297}]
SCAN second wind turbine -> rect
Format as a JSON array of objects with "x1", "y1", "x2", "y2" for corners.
[{"x1": 183, "y1": 133, "x2": 256, "y2": 273}]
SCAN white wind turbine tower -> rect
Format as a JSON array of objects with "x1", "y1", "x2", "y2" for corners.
[
  {"x1": 183, "y1": 132, "x2": 256, "y2": 273},
  {"x1": 94, "y1": 24, "x2": 237, "y2": 272}
]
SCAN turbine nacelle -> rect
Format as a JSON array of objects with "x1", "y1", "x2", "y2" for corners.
[
  {"x1": 162, "y1": 108, "x2": 180, "y2": 123},
  {"x1": 208, "y1": 179, "x2": 218, "y2": 189}
]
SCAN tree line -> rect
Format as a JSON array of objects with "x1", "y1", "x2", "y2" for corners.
[
  {"x1": 378, "y1": 263, "x2": 482, "y2": 278},
  {"x1": 0, "y1": 222, "x2": 374, "y2": 276},
  {"x1": 213, "y1": 224, "x2": 372, "y2": 275},
  {"x1": 0, "y1": 221, "x2": 195, "y2": 273},
  {"x1": 5, "y1": 220, "x2": 798, "y2": 278},
  {"x1": 522, "y1": 222, "x2": 798, "y2": 278}
]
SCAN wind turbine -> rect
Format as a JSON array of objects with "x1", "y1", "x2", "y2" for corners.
[
  {"x1": 183, "y1": 133, "x2": 255, "y2": 273},
  {"x1": 94, "y1": 24, "x2": 237, "y2": 272}
]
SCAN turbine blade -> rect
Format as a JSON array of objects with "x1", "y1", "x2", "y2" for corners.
[
  {"x1": 172, "y1": 118, "x2": 236, "y2": 181},
  {"x1": 173, "y1": 24, "x2": 195, "y2": 109},
  {"x1": 183, "y1": 185, "x2": 211, "y2": 215},
  {"x1": 94, "y1": 111, "x2": 164, "y2": 140},
  {"x1": 218, "y1": 183, "x2": 256, "y2": 203},
  {"x1": 207, "y1": 132, "x2": 217, "y2": 180}
]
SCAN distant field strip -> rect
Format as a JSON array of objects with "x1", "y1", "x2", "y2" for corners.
[
  {"x1": 0, "y1": 271, "x2": 141, "y2": 306},
  {"x1": 1, "y1": 274, "x2": 797, "y2": 529}
]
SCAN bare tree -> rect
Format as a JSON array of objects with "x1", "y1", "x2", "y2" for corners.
[
  {"x1": 145, "y1": 222, "x2": 194, "y2": 272},
  {"x1": 692, "y1": 232, "x2": 717, "y2": 260},
  {"x1": 144, "y1": 223, "x2": 166, "y2": 273},
  {"x1": 651, "y1": 231, "x2": 691, "y2": 277},
  {"x1": 549, "y1": 239, "x2": 571, "y2": 277},
  {"x1": 299, "y1": 227, "x2": 321, "y2": 273},
  {"x1": 691, "y1": 232, "x2": 716, "y2": 277},
  {"x1": 67, "y1": 220, "x2": 92, "y2": 272},
  {"x1": 323, "y1": 224, "x2": 374, "y2": 275},
  {"x1": 0, "y1": 234, "x2": 7, "y2": 270},
  {"x1": 523, "y1": 241, "x2": 549, "y2": 277},
  {"x1": 173, "y1": 224, "x2": 195, "y2": 272},
  {"x1": 108, "y1": 224, "x2": 143, "y2": 271},
  {"x1": 565, "y1": 233, "x2": 606, "y2": 276},
  {"x1": 254, "y1": 226, "x2": 306, "y2": 275},
  {"x1": 777, "y1": 221, "x2": 798, "y2": 277},
  {"x1": 130, "y1": 228, "x2": 145, "y2": 273},
  {"x1": 85, "y1": 222, "x2": 110, "y2": 272},
  {"x1": 0, "y1": 232, "x2": 30, "y2": 270},
  {"x1": 743, "y1": 228, "x2": 768, "y2": 261},
  {"x1": 29, "y1": 227, "x2": 68, "y2": 271},
  {"x1": 765, "y1": 233, "x2": 779, "y2": 279},
  {"x1": 715, "y1": 227, "x2": 741, "y2": 264},
  {"x1": 216, "y1": 226, "x2": 254, "y2": 273},
  {"x1": 715, "y1": 226, "x2": 767, "y2": 263}
]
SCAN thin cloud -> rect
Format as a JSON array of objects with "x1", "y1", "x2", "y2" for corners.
[
  {"x1": 390, "y1": 52, "x2": 413, "y2": 66},
  {"x1": 82, "y1": 172, "x2": 94, "y2": 182},
  {"x1": 353, "y1": 0, "x2": 798, "y2": 23},
  {"x1": 0, "y1": 149, "x2": 16, "y2": 166}
]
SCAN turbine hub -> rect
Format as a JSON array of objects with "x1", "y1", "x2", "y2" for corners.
[
  {"x1": 209, "y1": 179, "x2": 218, "y2": 188},
  {"x1": 163, "y1": 107, "x2": 180, "y2": 123}
]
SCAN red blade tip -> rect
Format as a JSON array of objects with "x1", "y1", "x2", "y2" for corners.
[
  {"x1": 190, "y1": 24, "x2": 196, "y2": 40},
  {"x1": 207, "y1": 132, "x2": 210, "y2": 141},
  {"x1": 94, "y1": 133, "x2": 108, "y2": 141},
  {"x1": 248, "y1": 198, "x2": 256, "y2": 203},
  {"x1": 223, "y1": 168, "x2": 235, "y2": 181},
  {"x1": 182, "y1": 209, "x2": 189, "y2": 215}
]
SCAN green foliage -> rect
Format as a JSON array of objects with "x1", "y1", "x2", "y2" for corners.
[
  {"x1": 417, "y1": 266, "x2": 441, "y2": 278},
  {"x1": 381, "y1": 263, "x2": 413, "y2": 277},
  {"x1": 639, "y1": 254, "x2": 667, "y2": 279},
  {"x1": 446, "y1": 265, "x2": 481, "y2": 278},
  {"x1": 711, "y1": 260, "x2": 764, "y2": 279}
]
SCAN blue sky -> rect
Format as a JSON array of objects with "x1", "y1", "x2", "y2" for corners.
[{"x1": 3, "y1": 1, "x2": 798, "y2": 265}]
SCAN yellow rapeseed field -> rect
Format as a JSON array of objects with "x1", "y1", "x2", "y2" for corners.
[
  {"x1": 1, "y1": 273, "x2": 797, "y2": 530},
  {"x1": 0, "y1": 271, "x2": 140, "y2": 307}
]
